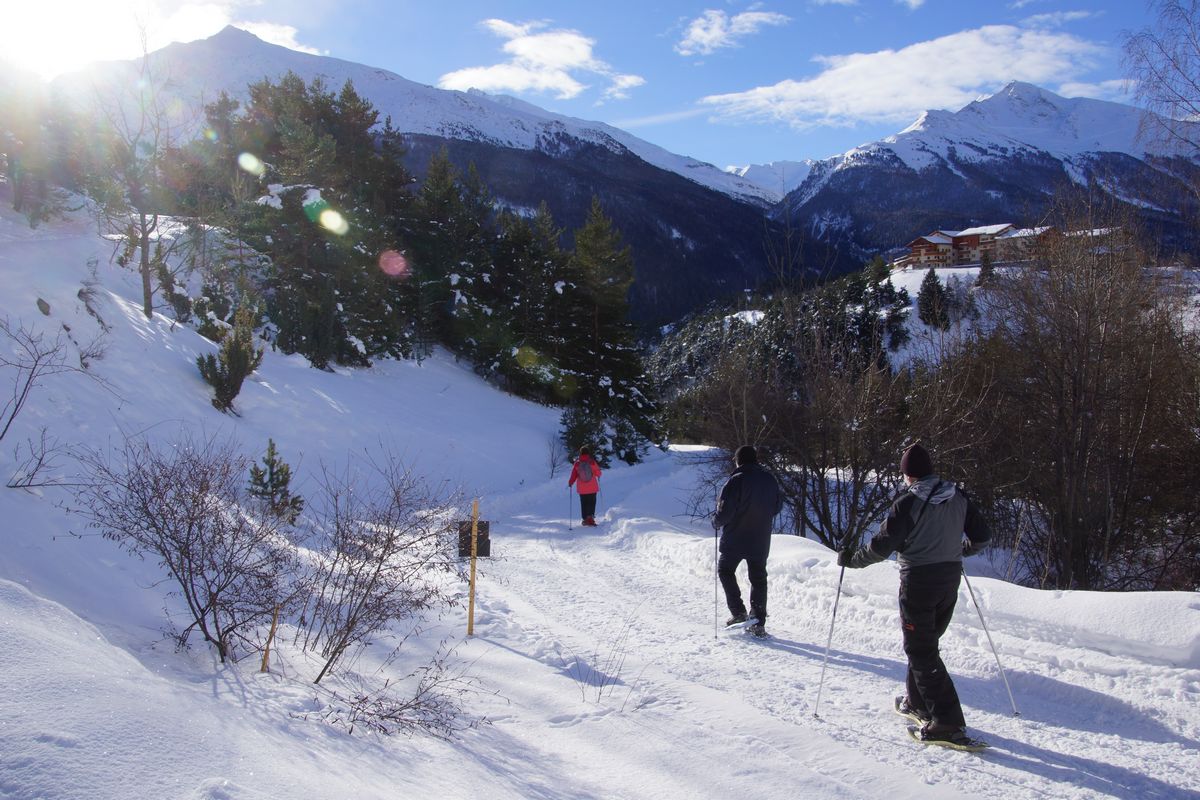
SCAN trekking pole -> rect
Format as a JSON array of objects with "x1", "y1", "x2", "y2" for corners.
[
  {"x1": 713, "y1": 516, "x2": 719, "y2": 639},
  {"x1": 568, "y1": 486, "x2": 573, "y2": 531},
  {"x1": 812, "y1": 558, "x2": 846, "y2": 718},
  {"x1": 962, "y1": 568, "x2": 1020, "y2": 717}
]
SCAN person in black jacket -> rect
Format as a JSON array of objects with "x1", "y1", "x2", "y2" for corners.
[
  {"x1": 838, "y1": 442, "x2": 990, "y2": 746},
  {"x1": 713, "y1": 445, "x2": 783, "y2": 637}
]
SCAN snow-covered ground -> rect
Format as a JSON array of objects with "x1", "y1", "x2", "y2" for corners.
[{"x1": 1, "y1": 197, "x2": 1199, "y2": 799}]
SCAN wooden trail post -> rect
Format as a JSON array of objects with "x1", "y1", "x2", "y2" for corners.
[{"x1": 468, "y1": 499, "x2": 479, "y2": 636}]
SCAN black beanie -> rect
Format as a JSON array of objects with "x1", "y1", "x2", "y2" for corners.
[
  {"x1": 735, "y1": 445, "x2": 758, "y2": 466},
  {"x1": 900, "y1": 443, "x2": 933, "y2": 478}
]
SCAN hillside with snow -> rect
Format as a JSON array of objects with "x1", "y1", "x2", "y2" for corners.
[{"x1": 1, "y1": 194, "x2": 1199, "y2": 799}]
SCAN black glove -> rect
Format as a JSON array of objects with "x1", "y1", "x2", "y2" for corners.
[
  {"x1": 963, "y1": 539, "x2": 985, "y2": 557},
  {"x1": 837, "y1": 548, "x2": 855, "y2": 568}
]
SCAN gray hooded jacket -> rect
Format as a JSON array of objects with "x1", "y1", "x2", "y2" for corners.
[{"x1": 849, "y1": 475, "x2": 990, "y2": 571}]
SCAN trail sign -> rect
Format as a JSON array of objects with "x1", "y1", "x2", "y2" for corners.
[{"x1": 458, "y1": 519, "x2": 491, "y2": 558}]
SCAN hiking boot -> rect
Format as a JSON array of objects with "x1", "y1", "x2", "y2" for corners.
[
  {"x1": 894, "y1": 695, "x2": 931, "y2": 724},
  {"x1": 725, "y1": 612, "x2": 748, "y2": 627},
  {"x1": 584, "y1": 516, "x2": 597, "y2": 526},
  {"x1": 747, "y1": 621, "x2": 767, "y2": 638},
  {"x1": 916, "y1": 724, "x2": 972, "y2": 746}
]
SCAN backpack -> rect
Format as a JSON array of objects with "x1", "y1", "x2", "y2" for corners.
[{"x1": 577, "y1": 458, "x2": 594, "y2": 482}]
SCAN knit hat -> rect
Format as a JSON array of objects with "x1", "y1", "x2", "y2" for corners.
[
  {"x1": 900, "y1": 442, "x2": 933, "y2": 478},
  {"x1": 735, "y1": 445, "x2": 758, "y2": 466}
]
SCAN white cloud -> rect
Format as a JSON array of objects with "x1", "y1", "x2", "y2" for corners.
[
  {"x1": 612, "y1": 107, "x2": 710, "y2": 129},
  {"x1": 896, "y1": 0, "x2": 926, "y2": 9},
  {"x1": 604, "y1": 74, "x2": 647, "y2": 101},
  {"x1": 233, "y1": 22, "x2": 324, "y2": 55},
  {"x1": 1021, "y1": 10, "x2": 1096, "y2": 28},
  {"x1": 439, "y1": 18, "x2": 644, "y2": 101},
  {"x1": 675, "y1": 10, "x2": 790, "y2": 57},
  {"x1": 1057, "y1": 78, "x2": 1129, "y2": 102},
  {"x1": 700, "y1": 24, "x2": 1106, "y2": 129}
]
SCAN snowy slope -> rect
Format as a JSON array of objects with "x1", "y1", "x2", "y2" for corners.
[
  {"x1": 49, "y1": 26, "x2": 775, "y2": 205},
  {"x1": 1, "y1": 195, "x2": 1199, "y2": 799}
]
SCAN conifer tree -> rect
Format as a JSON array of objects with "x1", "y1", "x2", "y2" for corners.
[
  {"x1": 248, "y1": 439, "x2": 304, "y2": 524},
  {"x1": 486, "y1": 204, "x2": 579, "y2": 399},
  {"x1": 978, "y1": 250, "x2": 995, "y2": 286},
  {"x1": 406, "y1": 150, "x2": 496, "y2": 358},
  {"x1": 208, "y1": 73, "x2": 415, "y2": 367},
  {"x1": 867, "y1": 255, "x2": 890, "y2": 285},
  {"x1": 917, "y1": 267, "x2": 950, "y2": 330},
  {"x1": 565, "y1": 198, "x2": 658, "y2": 462},
  {"x1": 197, "y1": 304, "x2": 263, "y2": 412}
]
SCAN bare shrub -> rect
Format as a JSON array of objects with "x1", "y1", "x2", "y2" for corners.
[
  {"x1": 297, "y1": 453, "x2": 466, "y2": 684},
  {"x1": 966, "y1": 193, "x2": 1200, "y2": 589},
  {"x1": 0, "y1": 317, "x2": 75, "y2": 444},
  {"x1": 73, "y1": 430, "x2": 299, "y2": 661},
  {"x1": 6, "y1": 428, "x2": 72, "y2": 490},
  {"x1": 313, "y1": 645, "x2": 484, "y2": 738}
]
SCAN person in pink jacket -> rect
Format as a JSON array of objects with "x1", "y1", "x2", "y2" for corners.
[{"x1": 567, "y1": 446, "x2": 603, "y2": 526}]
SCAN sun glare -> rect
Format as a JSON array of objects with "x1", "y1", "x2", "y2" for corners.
[{"x1": 5, "y1": 1, "x2": 229, "y2": 80}]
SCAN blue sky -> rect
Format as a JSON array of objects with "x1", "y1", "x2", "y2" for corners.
[{"x1": 9, "y1": 0, "x2": 1153, "y2": 168}]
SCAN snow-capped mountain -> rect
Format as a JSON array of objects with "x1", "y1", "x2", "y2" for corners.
[
  {"x1": 779, "y1": 82, "x2": 1199, "y2": 256},
  {"x1": 725, "y1": 160, "x2": 815, "y2": 198},
  {"x1": 50, "y1": 26, "x2": 822, "y2": 325},
  {"x1": 52, "y1": 26, "x2": 773, "y2": 206}
]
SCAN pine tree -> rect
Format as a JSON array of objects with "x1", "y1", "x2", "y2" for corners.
[
  {"x1": 565, "y1": 198, "x2": 659, "y2": 462},
  {"x1": 248, "y1": 439, "x2": 304, "y2": 524},
  {"x1": 917, "y1": 267, "x2": 950, "y2": 330},
  {"x1": 867, "y1": 255, "x2": 890, "y2": 285},
  {"x1": 978, "y1": 250, "x2": 995, "y2": 286},
  {"x1": 220, "y1": 73, "x2": 416, "y2": 367},
  {"x1": 197, "y1": 304, "x2": 264, "y2": 412}
]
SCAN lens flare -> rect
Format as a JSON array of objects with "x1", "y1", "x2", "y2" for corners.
[
  {"x1": 204, "y1": 128, "x2": 219, "y2": 142},
  {"x1": 319, "y1": 209, "x2": 350, "y2": 236},
  {"x1": 378, "y1": 250, "x2": 410, "y2": 279},
  {"x1": 237, "y1": 152, "x2": 265, "y2": 176}
]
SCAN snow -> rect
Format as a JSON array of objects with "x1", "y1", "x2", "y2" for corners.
[{"x1": 1, "y1": 194, "x2": 1199, "y2": 799}]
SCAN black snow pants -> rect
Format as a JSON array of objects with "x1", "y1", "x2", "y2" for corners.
[
  {"x1": 899, "y1": 561, "x2": 966, "y2": 730},
  {"x1": 718, "y1": 553, "x2": 768, "y2": 621},
  {"x1": 579, "y1": 492, "x2": 597, "y2": 520}
]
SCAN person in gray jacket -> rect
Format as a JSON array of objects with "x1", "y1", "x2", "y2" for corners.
[
  {"x1": 713, "y1": 445, "x2": 783, "y2": 637},
  {"x1": 838, "y1": 442, "x2": 990, "y2": 746}
]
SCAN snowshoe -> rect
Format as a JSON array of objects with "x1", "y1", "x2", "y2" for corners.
[
  {"x1": 724, "y1": 612, "x2": 749, "y2": 628},
  {"x1": 746, "y1": 621, "x2": 767, "y2": 638},
  {"x1": 894, "y1": 695, "x2": 931, "y2": 725},
  {"x1": 907, "y1": 724, "x2": 988, "y2": 752}
]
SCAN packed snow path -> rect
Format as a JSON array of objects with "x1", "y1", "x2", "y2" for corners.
[{"x1": 462, "y1": 451, "x2": 1200, "y2": 800}]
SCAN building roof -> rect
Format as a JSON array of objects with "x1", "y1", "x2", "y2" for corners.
[
  {"x1": 997, "y1": 226, "x2": 1051, "y2": 239},
  {"x1": 910, "y1": 233, "x2": 953, "y2": 246},
  {"x1": 955, "y1": 223, "x2": 1013, "y2": 237}
]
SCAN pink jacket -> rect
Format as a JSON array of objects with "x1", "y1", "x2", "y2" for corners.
[{"x1": 568, "y1": 456, "x2": 602, "y2": 495}]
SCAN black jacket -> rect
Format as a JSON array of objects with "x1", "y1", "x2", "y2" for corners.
[
  {"x1": 848, "y1": 475, "x2": 990, "y2": 572},
  {"x1": 714, "y1": 463, "x2": 784, "y2": 562}
]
